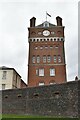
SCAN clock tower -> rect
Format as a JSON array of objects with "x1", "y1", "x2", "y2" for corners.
[{"x1": 28, "y1": 16, "x2": 67, "y2": 87}]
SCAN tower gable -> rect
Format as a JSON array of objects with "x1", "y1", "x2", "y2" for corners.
[{"x1": 36, "y1": 21, "x2": 56, "y2": 28}]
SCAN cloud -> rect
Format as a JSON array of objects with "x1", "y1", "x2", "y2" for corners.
[{"x1": 0, "y1": 1, "x2": 78, "y2": 83}]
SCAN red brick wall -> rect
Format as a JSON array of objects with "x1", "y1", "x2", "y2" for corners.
[
  {"x1": 21, "y1": 80, "x2": 27, "y2": 88},
  {"x1": 28, "y1": 22, "x2": 66, "y2": 87}
]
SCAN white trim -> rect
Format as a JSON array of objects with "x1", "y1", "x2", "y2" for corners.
[
  {"x1": 28, "y1": 37, "x2": 64, "y2": 42},
  {"x1": 29, "y1": 63, "x2": 66, "y2": 66}
]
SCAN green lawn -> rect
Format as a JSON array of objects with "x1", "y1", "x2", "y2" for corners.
[{"x1": 1, "y1": 114, "x2": 79, "y2": 120}]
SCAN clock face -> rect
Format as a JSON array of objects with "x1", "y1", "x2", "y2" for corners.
[{"x1": 43, "y1": 30, "x2": 50, "y2": 36}]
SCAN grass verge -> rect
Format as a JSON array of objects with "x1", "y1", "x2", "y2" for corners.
[{"x1": 1, "y1": 114, "x2": 79, "y2": 120}]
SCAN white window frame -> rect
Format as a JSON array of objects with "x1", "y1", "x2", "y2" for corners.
[
  {"x1": 45, "y1": 46, "x2": 48, "y2": 49},
  {"x1": 37, "y1": 56, "x2": 40, "y2": 63},
  {"x1": 43, "y1": 55, "x2": 46, "y2": 63},
  {"x1": 50, "y1": 68, "x2": 55, "y2": 76},
  {"x1": 32, "y1": 56, "x2": 36, "y2": 63},
  {"x1": 39, "y1": 69, "x2": 44, "y2": 76},
  {"x1": 40, "y1": 46, "x2": 43, "y2": 50},
  {"x1": 39, "y1": 82, "x2": 44, "y2": 86},
  {"x1": 50, "y1": 80, "x2": 56, "y2": 85},
  {"x1": 47, "y1": 55, "x2": 51, "y2": 63},
  {"x1": 55, "y1": 46, "x2": 58, "y2": 49},
  {"x1": 34, "y1": 46, "x2": 38, "y2": 50},
  {"x1": 54, "y1": 55, "x2": 57, "y2": 63},
  {"x1": 36, "y1": 69, "x2": 38, "y2": 75},
  {"x1": 50, "y1": 82, "x2": 54, "y2": 85},
  {"x1": 58, "y1": 55, "x2": 61, "y2": 63},
  {"x1": 50, "y1": 46, "x2": 53, "y2": 49}
]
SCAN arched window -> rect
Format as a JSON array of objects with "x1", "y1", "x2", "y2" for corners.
[
  {"x1": 54, "y1": 55, "x2": 57, "y2": 63},
  {"x1": 43, "y1": 55, "x2": 46, "y2": 63},
  {"x1": 37, "y1": 55, "x2": 40, "y2": 63},
  {"x1": 32, "y1": 55, "x2": 36, "y2": 63},
  {"x1": 58, "y1": 55, "x2": 61, "y2": 63},
  {"x1": 47, "y1": 55, "x2": 51, "y2": 63}
]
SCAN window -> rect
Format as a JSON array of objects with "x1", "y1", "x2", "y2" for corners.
[
  {"x1": 39, "y1": 69, "x2": 44, "y2": 76},
  {"x1": 34, "y1": 46, "x2": 38, "y2": 50},
  {"x1": 43, "y1": 22, "x2": 49, "y2": 27},
  {"x1": 50, "y1": 82, "x2": 54, "y2": 85},
  {"x1": 54, "y1": 55, "x2": 57, "y2": 63},
  {"x1": 43, "y1": 55, "x2": 46, "y2": 63},
  {"x1": 50, "y1": 80, "x2": 56, "y2": 85},
  {"x1": 50, "y1": 82, "x2": 56, "y2": 85},
  {"x1": 40, "y1": 46, "x2": 43, "y2": 50},
  {"x1": 16, "y1": 75, "x2": 17, "y2": 84},
  {"x1": 51, "y1": 31, "x2": 55, "y2": 35},
  {"x1": 58, "y1": 55, "x2": 61, "y2": 63},
  {"x1": 45, "y1": 46, "x2": 48, "y2": 49},
  {"x1": 36, "y1": 69, "x2": 38, "y2": 75},
  {"x1": 37, "y1": 56, "x2": 40, "y2": 63},
  {"x1": 50, "y1": 68, "x2": 55, "y2": 76},
  {"x1": 2, "y1": 71, "x2": 7, "y2": 79},
  {"x1": 2, "y1": 84, "x2": 5, "y2": 90},
  {"x1": 50, "y1": 46, "x2": 53, "y2": 49},
  {"x1": 55, "y1": 46, "x2": 58, "y2": 49},
  {"x1": 47, "y1": 55, "x2": 51, "y2": 63},
  {"x1": 32, "y1": 56, "x2": 36, "y2": 63},
  {"x1": 45, "y1": 23, "x2": 48, "y2": 27},
  {"x1": 39, "y1": 82, "x2": 44, "y2": 86},
  {"x1": 38, "y1": 32, "x2": 42, "y2": 35}
]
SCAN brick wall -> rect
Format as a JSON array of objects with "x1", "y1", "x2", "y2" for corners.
[{"x1": 1, "y1": 80, "x2": 80, "y2": 118}]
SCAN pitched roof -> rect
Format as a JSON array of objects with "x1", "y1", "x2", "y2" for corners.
[
  {"x1": 35, "y1": 21, "x2": 56, "y2": 28},
  {"x1": 0, "y1": 66, "x2": 21, "y2": 77},
  {"x1": 0, "y1": 66, "x2": 10, "y2": 69}
]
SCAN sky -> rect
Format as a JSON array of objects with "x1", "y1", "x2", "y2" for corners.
[
  {"x1": 78, "y1": 1, "x2": 80, "y2": 79},
  {"x1": 0, "y1": 0, "x2": 79, "y2": 84}
]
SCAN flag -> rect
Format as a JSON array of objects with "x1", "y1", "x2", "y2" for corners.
[{"x1": 47, "y1": 12, "x2": 51, "y2": 17}]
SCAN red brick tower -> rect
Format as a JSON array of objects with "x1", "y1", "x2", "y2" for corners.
[{"x1": 28, "y1": 16, "x2": 67, "y2": 87}]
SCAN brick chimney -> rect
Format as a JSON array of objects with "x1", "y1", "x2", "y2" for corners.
[
  {"x1": 56, "y1": 16, "x2": 62, "y2": 26},
  {"x1": 30, "y1": 17, "x2": 36, "y2": 27}
]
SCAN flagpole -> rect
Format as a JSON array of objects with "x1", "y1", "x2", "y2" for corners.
[{"x1": 46, "y1": 11, "x2": 47, "y2": 21}]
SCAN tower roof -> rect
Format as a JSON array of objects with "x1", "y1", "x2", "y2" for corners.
[{"x1": 35, "y1": 21, "x2": 56, "y2": 28}]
